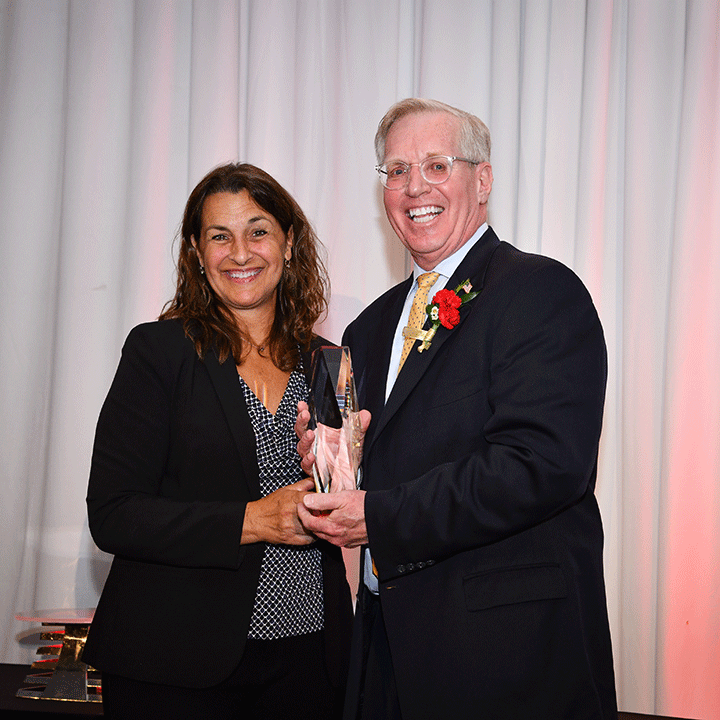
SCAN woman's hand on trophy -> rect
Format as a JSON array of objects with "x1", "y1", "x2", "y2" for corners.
[{"x1": 295, "y1": 401, "x2": 371, "y2": 479}]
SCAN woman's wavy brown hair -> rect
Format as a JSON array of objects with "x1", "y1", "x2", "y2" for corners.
[{"x1": 159, "y1": 163, "x2": 329, "y2": 370}]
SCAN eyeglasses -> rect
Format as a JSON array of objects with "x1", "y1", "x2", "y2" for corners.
[{"x1": 375, "y1": 155, "x2": 479, "y2": 189}]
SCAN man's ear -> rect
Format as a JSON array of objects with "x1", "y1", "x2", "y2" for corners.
[{"x1": 476, "y1": 162, "x2": 493, "y2": 205}]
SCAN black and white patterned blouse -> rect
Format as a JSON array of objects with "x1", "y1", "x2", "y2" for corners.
[{"x1": 240, "y1": 366, "x2": 324, "y2": 640}]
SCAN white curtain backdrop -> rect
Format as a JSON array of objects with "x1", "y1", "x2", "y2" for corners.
[{"x1": 1, "y1": 1, "x2": 719, "y2": 717}]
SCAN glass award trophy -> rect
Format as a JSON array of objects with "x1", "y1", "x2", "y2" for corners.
[{"x1": 307, "y1": 346, "x2": 362, "y2": 493}]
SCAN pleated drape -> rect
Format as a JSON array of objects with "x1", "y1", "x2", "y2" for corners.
[{"x1": 1, "y1": 1, "x2": 718, "y2": 716}]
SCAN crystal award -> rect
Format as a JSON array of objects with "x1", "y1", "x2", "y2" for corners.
[{"x1": 307, "y1": 346, "x2": 362, "y2": 493}]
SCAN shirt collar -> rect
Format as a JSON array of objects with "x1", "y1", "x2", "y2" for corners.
[{"x1": 411, "y1": 223, "x2": 488, "y2": 282}]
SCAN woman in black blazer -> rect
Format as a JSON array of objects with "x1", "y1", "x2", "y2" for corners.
[{"x1": 83, "y1": 163, "x2": 353, "y2": 719}]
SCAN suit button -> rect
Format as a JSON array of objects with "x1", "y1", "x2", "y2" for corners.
[
  {"x1": 416, "y1": 561, "x2": 425, "y2": 569},
  {"x1": 397, "y1": 564, "x2": 406, "y2": 573},
  {"x1": 426, "y1": 560, "x2": 435, "y2": 566}
]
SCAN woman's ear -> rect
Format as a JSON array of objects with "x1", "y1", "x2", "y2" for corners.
[
  {"x1": 190, "y1": 236, "x2": 204, "y2": 271},
  {"x1": 285, "y1": 226, "x2": 294, "y2": 261}
]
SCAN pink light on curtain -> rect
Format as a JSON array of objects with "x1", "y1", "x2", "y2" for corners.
[
  {"x1": 658, "y1": 267, "x2": 720, "y2": 718},
  {"x1": 656, "y1": 17, "x2": 720, "y2": 711}
]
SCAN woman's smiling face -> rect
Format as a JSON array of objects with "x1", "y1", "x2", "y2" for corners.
[{"x1": 192, "y1": 190, "x2": 292, "y2": 321}]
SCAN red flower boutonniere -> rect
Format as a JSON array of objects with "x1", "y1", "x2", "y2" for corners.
[
  {"x1": 404, "y1": 279, "x2": 478, "y2": 353},
  {"x1": 431, "y1": 288, "x2": 463, "y2": 329}
]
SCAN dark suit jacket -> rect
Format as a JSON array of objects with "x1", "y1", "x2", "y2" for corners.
[
  {"x1": 83, "y1": 319, "x2": 352, "y2": 688},
  {"x1": 342, "y1": 228, "x2": 617, "y2": 719}
]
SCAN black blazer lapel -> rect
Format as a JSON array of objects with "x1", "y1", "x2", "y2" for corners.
[
  {"x1": 204, "y1": 351, "x2": 262, "y2": 500},
  {"x1": 358, "y1": 275, "x2": 412, "y2": 451}
]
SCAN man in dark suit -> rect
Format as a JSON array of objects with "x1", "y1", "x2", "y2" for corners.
[{"x1": 298, "y1": 98, "x2": 617, "y2": 719}]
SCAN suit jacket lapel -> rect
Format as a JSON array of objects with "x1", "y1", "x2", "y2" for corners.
[
  {"x1": 359, "y1": 275, "x2": 412, "y2": 451},
  {"x1": 204, "y1": 350, "x2": 262, "y2": 499},
  {"x1": 369, "y1": 229, "x2": 501, "y2": 450}
]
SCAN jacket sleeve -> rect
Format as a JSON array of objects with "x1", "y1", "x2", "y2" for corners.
[
  {"x1": 86, "y1": 323, "x2": 249, "y2": 570},
  {"x1": 360, "y1": 261, "x2": 608, "y2": 581}
]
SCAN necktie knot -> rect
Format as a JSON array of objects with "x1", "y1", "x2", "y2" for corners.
[{"x1": 417, "y1": 271, "x2": 439, "y2": 290}]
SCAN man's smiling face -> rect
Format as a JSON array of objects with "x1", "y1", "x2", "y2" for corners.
[{"x1": 382, "y1": 111, "x2": 492, "y2": 270}]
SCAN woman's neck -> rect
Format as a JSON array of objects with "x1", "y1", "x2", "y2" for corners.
[{"x1": 232, "y1": 303, "x2": 276, "y2": 356}]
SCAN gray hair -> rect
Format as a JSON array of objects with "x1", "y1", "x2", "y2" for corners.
[{"x1": 375, "y1": 98, "x2": 491, "y2": 165}]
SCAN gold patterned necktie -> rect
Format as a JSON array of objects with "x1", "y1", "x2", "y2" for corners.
[{"x1": 397, "y1": 271, "x2": 440, "y2": 373}]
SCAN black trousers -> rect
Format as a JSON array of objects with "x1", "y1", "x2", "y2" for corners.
[
  {"x1": 102, "y1": 630, "x2": 342, "y2": 720},
  {"x1": 357, "y1": 589, "x2": 403, "y2": 720}
]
